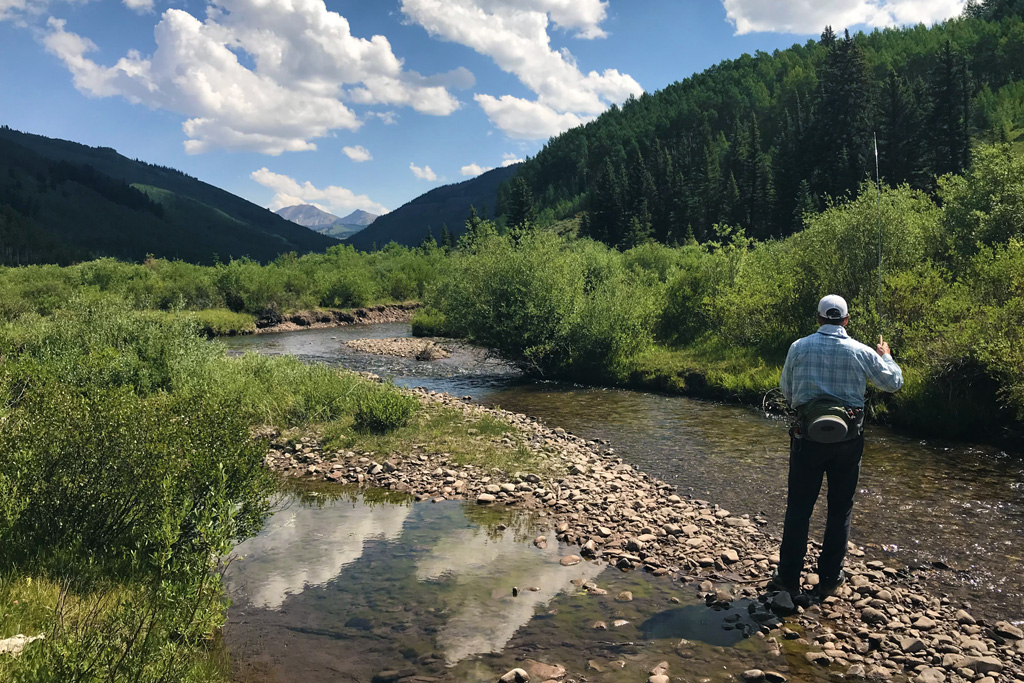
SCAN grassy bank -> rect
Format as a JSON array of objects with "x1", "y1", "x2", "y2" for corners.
[
  {"x1": 414, "y1": 143, "x2": 1024, "y2": 444},
  {"x1": 0, "y1": 242, "x2": 442, "y2": 325},
  {"x1": 0, "y1": 300, "x2": 435, "y2": 681}
]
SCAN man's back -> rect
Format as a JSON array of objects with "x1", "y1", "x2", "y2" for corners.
[{"x1": 781, "y1": 324, "x2": 903, "y2": 409}]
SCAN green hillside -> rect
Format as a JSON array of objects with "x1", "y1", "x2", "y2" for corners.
[
  {"x1": 496, "y1": 1, "x2": 1024, "y2": 246},
  {"x1": 348, "y1": 164, "x2": 518, "y2": 250},
  {"x1": 0, "y1": 127, "x2": 337, "y2": 265}
]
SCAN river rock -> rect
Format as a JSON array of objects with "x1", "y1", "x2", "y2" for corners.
[
  {"x1": 862, "y1": 607, "x2": 887, "y2": 625},
  {"x1": 805, "y1": 652, "x2": 833, "y2": 666},
  {"x1": 959, "y1": 656, "x2": 1003, "y2": 674},
  {"x1": 615, "y1": 591, "x2": 633, "y2": 602},
  {"x1": 650, "y1": 661, "x2": 670, "y2": 676},
  {"x1": 955, "y1": 610, "x2": 976, "y2": 625},
  {"x1": 476, "y1": 493, "x2": 496, "y2": 504},
  {"x1": 900, "y1": 637, "x2": 927, "y2": 654},
  {"x1": 847, "y1": 664, "x2": 867, "y2": 679},
  {"x1": 913, "y1": 668, "x2": 945, "y2": 683},
  {"x1": 524, "y1": 661, "x2": 565, "y2": 680},
  {"x1": 913, "y1": 616, "x2": 937, "y2": 630},
  {"x1": 648, "y1": 676, "x2": 669, "y2": 683},
  {"x1": 995, "y1": 621, "x2": 1024, "y2": 639},
  {"x1": 770, "y1": 591, "x2": 796, "y2": 616},
  {"x1": 559, "y1": 554, "x2": 582, "y2": 566},
  {"x1": 721, "y1": 548, "x2": 740, "y2": 564},
  {"x1": 741, "y1": 669, "x2": 765, "y2": 681},
  {"x1": 534, "y1": 535, "x2": 547, "y2": 549},
  {"x1": 499, "y1": 668, "x2": 530, "y2": 683},
  {"x1": 764, "y1": 672, "x2": 788, "y2": 683}
]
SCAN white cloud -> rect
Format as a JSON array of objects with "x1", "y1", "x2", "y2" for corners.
[
  {"x1": 401, "y1": 0, "x2": 642, "y2": 140},
  {"x1": 123, "y1": 0, "x2": 154, "y2": 12},
  {"x1": 409, "y1": 162, "x2": 437, "y2": 181},
  {"x1": 501, "y1": 152, "x2": 524, "y2": 167},
  {"x1": 366, "y1": 110, "x2": 399, "y2": 125},
  {"x1": 251, "y1": 167, "x2": 388, "y2": 215},
  {"x1": 42, "y1": 0, "x2": 466, "y2": 154},
  {"x1": 475, "y1": 94, "x2": 585, "y2": 140},
  {"x1": 343, "y1": 145, "x2": 372, "y2": 162},
  {"x1": 0, "y1": 0, "x2": 83, "y2": 23},
  {"x1": 460, "y1": 162, "x2": 492, "y2": 176},
  {"x1": 722, "y1": 0, "x2": 966, "y2": 35}
]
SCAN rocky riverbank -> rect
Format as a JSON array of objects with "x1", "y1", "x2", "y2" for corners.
[
  {"x1": 346, "y1": 336, "x2": 451, "y2": 360},
  {"x1": 262, "y1": 386, "x2": 1024, "y2": 683},
  {"x1": 254, "y1": 303, "x2": 418, "y2": 334}
]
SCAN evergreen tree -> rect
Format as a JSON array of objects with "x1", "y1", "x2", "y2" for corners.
[
  {"x1": 929, "y1": 41, "x2": 973, "y2": 177},
  {"x1": 879, "y1": 70, "x2": 929, "y2": 185},
  {"x1": 815, "y1": 29, "x2": 874, "y2": 199},
  {"x1": 439, "y1": 223, "x2": 454, "y2": 250},
  {"x1": 505, "y1": 176, "x2": 537, "y2": 229},
  {"x1": 587, "y1": 159, "x2": 625, "y2": 243}
]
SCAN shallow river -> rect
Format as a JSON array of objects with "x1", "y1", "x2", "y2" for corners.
[{"x1": 222, "y1": 324, "x2": 1023, "y2": 679}]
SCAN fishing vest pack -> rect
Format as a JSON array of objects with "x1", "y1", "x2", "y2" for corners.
[{"x1": 795, "y1": 398, "x2": 865, "y2": 443}]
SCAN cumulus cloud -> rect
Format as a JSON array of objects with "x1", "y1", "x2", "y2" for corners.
[
  {"x1": 42, "y1": 0, "x2": 466, "y2": 153},
  {"x1": 460, "y1": 162, "x2": 492, "y2": 176},
  {"x1": 366, "y1": 111, "x2": 399, "y2": 125},
  {"x1": 0, "y1": 0, "x2": 83, "y2": 23},
  {"x1": 501, "y1": 152, "x2": 524, "y2": 167},
  {"x1": 251, "y1": 167, "x2": 388, "y2": 215},
  {"x1": 343, "y1": 145, "x2": 372, "y2": 162},
  {"x1": 722, "y1": 0, "x2": 966, "y2": 35},
  {"x1": 123, "y1": 0, "x2": 154, "y2": 12},
  {"x1": 401, "y1": 0, "x2": 642, "y2": 139},
  {"x1": 475, "y1": 94, "x2": 585, "y2": 140},
  {"x1": 409, "y1": 162, "x2": 437, "y2": 181}
]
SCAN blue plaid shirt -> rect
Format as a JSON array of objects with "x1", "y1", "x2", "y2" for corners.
[{"x1": 780, "y1": 324, "x2": 903, "y2": 409}]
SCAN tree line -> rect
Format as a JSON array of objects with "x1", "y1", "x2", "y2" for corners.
[{"x1": 499, "y1": 1, "x2": 1024, "y2": 248}]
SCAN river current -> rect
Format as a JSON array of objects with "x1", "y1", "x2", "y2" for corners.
[{"x1": 221, "y1": 324, "x2": 1022, "y2": 680}]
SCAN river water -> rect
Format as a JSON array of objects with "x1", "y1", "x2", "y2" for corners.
[{"x1": 222, "y1": 324, "x2": 1023, "y2": 678}]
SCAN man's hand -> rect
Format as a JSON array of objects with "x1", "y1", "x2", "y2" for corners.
[{"x1": 876, "y1": 335, "x2": 891, "y2": 357}]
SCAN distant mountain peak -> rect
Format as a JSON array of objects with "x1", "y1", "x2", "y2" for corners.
[
  {"x1": 339, "y1": 209, "x2": 378, "y2": 226},
  {"x1": 274, "y1": 204, "x2": 342, "y2": 228}
]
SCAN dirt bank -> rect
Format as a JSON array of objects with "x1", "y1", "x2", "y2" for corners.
[
  {"x1": 254, "y1": 303, "x2": 418, "y2": 334},
  {"x1": 262, "y1": 386, "x2": 1024, "y2": 683}
]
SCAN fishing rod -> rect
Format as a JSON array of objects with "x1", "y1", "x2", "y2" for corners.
[{"x1": 874, "y1": 132, "x2": 884, "y2": 334}]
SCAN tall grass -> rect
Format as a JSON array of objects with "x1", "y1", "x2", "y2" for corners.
[{"x1": 0, "y1": 299, "x2": 419, "y2": 680}]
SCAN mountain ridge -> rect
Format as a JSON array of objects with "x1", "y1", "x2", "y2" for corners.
[{"x1": 0, "y1": 126, "x2": 337, "y2": 265}]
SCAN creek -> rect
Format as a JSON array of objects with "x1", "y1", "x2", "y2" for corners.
[{"x1": 221, "y1": 324, "x2": 1023, "y2": 680}]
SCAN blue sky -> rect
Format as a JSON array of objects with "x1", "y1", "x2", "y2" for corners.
[{"x1": 0, "y1": 0, "x2": 965, "y2": 218}]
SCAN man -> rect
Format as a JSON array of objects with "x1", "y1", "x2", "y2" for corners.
[{"x1": 771, "y1": 294, "x2": 903, "y2": 598}]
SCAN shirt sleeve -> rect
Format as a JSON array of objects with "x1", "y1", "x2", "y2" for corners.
[
  {"x1": 863, "y1": 350, "x2": 903, "y2": 393},
  {"x1": 780, "y1": 343, "x2": 796, "y2": 402}
]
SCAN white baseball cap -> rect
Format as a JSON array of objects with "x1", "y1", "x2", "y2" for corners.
[{"x1": 817, "y1": 294, "x2": 848, "y2": 320}]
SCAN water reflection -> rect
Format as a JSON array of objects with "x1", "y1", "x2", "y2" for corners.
[
  {"x1": 226, "y1": 494, "x2": 412, "y2": 609},
  {"x1": 417, "y1": 525, "x2": 605, "y2": 664},
  {"x1": 225, "y1": 490, "x2": 607, "y2": 677}
]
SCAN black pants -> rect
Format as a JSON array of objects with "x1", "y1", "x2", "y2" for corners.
[{"x1": 777, "y1": 434, "x2": 864, "y2": 587}]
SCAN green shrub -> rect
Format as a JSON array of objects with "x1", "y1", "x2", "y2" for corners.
[
  {"x1": 410, "y1": 307, "x2": 453, "y2": 337},
  {"x1": 353, "y1": 385, "x2": 419, "y2": 434}
]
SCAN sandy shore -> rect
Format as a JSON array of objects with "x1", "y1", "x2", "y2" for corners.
[{"x1": 262, "y1": 386, "x2": 1024, "y2": 683}]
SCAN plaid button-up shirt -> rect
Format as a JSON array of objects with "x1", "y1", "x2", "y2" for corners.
[{"x1": 780, "y1": 324, "x2": 903, "y2": 409}]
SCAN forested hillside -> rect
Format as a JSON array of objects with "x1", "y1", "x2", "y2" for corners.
[
  {"x1": 0, "y1": 127, "x2": 337, "y2": 265},
  {"x1": 499, "y1": 0, "x2": 1024, "y2": 247},
  {"x1": 348, "y1": 165, "x2": 518, "y2": 250}
]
